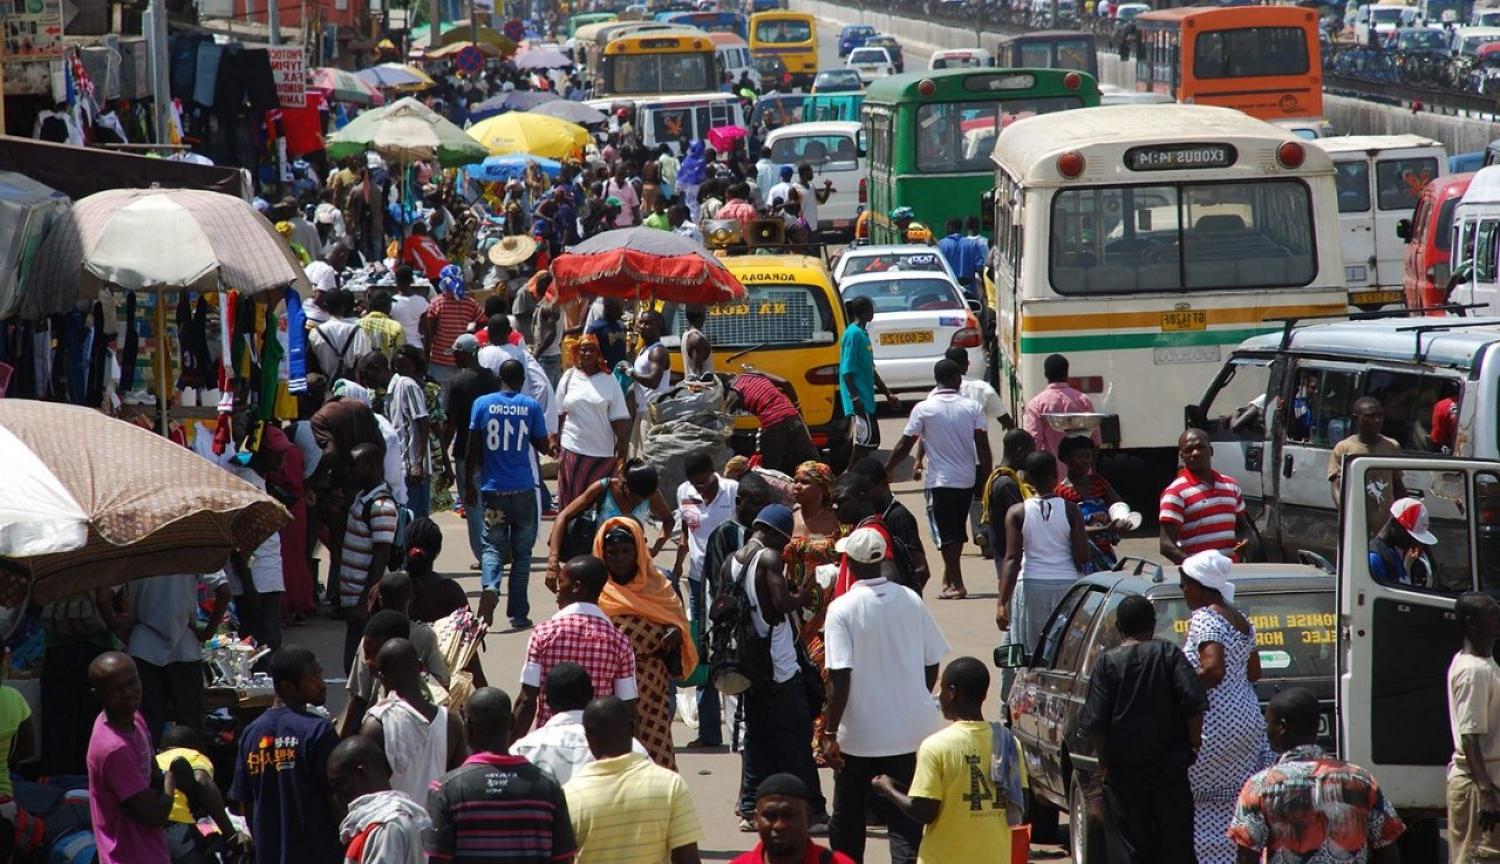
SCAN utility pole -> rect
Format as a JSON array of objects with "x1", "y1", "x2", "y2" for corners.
[
  {"x1": 269, "y1": 0, "x2": 281, "y2": 44},
  {"x1": 431, "y1": 0, "x2": 442, "y2": 46},
  {"x1": 144, "y1": 0, "x2": 172, "y2": 145}
]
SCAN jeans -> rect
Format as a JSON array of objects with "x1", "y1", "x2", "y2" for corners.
[
  {"x1": 236, "y1": 590, "x2": 283, "y2": 652},
  {"x1": 830, "y1": 751, "x2": 921, "y2": 864},
  {"x1": 538, "y1": 353, "x2": 562, "y2": 388},
  {"x1": 737, "y1": 675, "x2": 825, "y2": 818},
  {"x1": 406, "y1": 475, "x2": 431, "y2": 520},
  {"x1": 687, "y1": 575, "x2": 721, "y2": 744},
  {"x1": 1103, "y1": 776, "x2": 1196, "y2": 864},
  {"x1": 481, "y1": 489, "x2": 539, "y2": 623}
]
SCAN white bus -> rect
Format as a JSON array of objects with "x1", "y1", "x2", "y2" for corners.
[{"x1": 986, "y1": 104, "x2": 1349, "y2": 505}]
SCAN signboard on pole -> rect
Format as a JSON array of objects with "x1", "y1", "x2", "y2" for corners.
[
  {"x1": 267, "y1": 45, "x2": 307, "y2": 108},
  {"x1": 3, "y1": 0, "x2": 65, "y2": 60}
]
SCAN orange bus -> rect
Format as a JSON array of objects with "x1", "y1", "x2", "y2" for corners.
[{"x1": 1133, "y1": 5, "x2": 1322, "y2": 121}]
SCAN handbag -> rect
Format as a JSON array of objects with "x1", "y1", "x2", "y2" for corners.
[{"x1": 560, "y1": 480, "x2": 606, "y2": 561}]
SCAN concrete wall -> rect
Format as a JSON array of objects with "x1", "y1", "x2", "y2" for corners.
[{"x1": 801, "y1": 0, "x2": 1500, "y2": 153}]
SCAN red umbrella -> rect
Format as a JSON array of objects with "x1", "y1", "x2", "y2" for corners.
[{"x1": 549, "y1": 227, "x2": 747, "y2": 305}]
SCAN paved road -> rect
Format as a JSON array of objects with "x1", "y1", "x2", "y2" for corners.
[{"x1": 294, "y1": 408, "x2": 1157, "y2": 862}]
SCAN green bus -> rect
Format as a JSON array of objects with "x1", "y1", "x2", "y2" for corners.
[
  {"x1": 860, "y1": 68, "x2": 1100, "y2": 244},
  {"x1": 567, "y1": 11, "x2": 618, "y2": 38},
  {"x1": 802, "y1": 91, "x2": 864, "y2": 123}
]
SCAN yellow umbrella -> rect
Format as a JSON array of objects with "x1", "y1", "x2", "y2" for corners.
[{"x1": 468, "y1": 112, "x2": 589, "y2": 160}]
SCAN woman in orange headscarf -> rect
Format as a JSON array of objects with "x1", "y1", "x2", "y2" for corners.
[{"x1": 595, "y1": 516, "x2": 696, "y2": 770}]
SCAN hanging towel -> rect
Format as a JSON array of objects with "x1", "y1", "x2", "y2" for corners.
[{"x1": 284, "y1": 287, "x2": 307, "y2": 394}]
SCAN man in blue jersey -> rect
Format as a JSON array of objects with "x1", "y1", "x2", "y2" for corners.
[{"x1": 465, "y1": 359, "x2": 550, "y2": 631}]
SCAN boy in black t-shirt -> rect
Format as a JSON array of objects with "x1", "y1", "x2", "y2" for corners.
[{"x1": 230, "y1": 645, "x2": 342, "y2": 864}]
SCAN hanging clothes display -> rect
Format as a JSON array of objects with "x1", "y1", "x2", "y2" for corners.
[
  {"x1": 284, "y1": 287, "x2": 307, "y2": 394},
  {"x1": 120, "y1": 291, "x2": 139, "y2": 393},
  {"x1": 240, "y1": 49, "x2": 279, "y2": 111},
  {"x1": 195, "y1": 41, "x2": 224, "y2": 108}
]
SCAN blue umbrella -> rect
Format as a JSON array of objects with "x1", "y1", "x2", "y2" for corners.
[{"x1": 464, "y1": 154, "x2": 563, "y2": 183}]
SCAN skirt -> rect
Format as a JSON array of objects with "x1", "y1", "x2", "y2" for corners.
[{"x1": 558, "y1": 448, "x2": 617, "y2": 509}]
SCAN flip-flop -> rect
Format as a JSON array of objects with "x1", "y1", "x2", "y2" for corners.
[{"x1": 937, "y1": 588, "x2": 962, "y2": 600}]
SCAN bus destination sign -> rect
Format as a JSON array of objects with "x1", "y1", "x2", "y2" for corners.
[{"x1": 1124, "y1": 143, "x2": 1237, "y2": 171}]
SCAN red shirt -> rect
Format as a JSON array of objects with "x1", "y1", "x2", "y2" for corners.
[
  {"x1": 401, "y1": 234, "x2": 448, "y2": 280},
  {"x1": 833, "y1": 514, "x2": 896, "y2": 599},
  {"x1": 475, "y1": 329, "x2": 525, "y2": 348},
  {"x1": 733, "y1": 373, "x2": 799, "y2": 428},
  {"x1": 1432, "y1": 396, "x2": 1458, "y2": 450},
  {"x1": 730, "y1": 840, "x2": 855, "y2": 864},
  {"x1": 1158, "y1": 468, "x2": 1246, "y2": 559},
  {"x1": 520, "y1": 603, "x2": 638, "y2": 728},
  {"x1": 426, "y1": 295, "x2": 486, "y2": 367}
]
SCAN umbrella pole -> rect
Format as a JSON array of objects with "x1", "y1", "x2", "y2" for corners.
[{"x1": 156, "y1": 292, "x2": 170, "y2": 437}]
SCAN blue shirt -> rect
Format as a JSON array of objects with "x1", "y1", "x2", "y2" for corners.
[
  {"x1": 938, "y1": 233, "x2": 964, "y2": 279},
  {"x1": 839, "y1": 322, "x2": 876, "y2": 415},
  {"x1": 587, "y1": 318, "x2": 628, "y2": 368},
  {"x1": 958, "y1": 233, "x2": 987, "y2": 281},
  {"x1": 229, "y1": 706, "x2": 341, "y2": 864},
  {"x1": 470, "y1": 390, "x2": 547, "y2": 493}
]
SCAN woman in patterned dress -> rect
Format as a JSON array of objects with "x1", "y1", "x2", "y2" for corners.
[
  {"x1": 595, "y1": 517, "x2": 697, "y2": 770},
  {"x1": 1180, "y1": 549, "x2": 1272, "y2": 864},
  {"x1": 783, "y1": 461, "x2": 843, "y2": 760}
]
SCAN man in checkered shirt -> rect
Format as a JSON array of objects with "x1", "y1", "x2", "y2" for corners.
[{"x1": 510, "y1": 555, "x2": 638, "y2": 740}]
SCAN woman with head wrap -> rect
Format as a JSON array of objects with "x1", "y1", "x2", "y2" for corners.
[
  {"x1": 595, "y1": 517, "x2": 697, "y2": 769},
  {"x1": 1179, "y1": 549, "x2": 1271, "y2": 864},
  {"x1": 676, "y1": 140, "x2": 708, "y2": 224},
  {"x1": 791, "y1": 461, "x2": 838, "y2": 538},
  {"x1": 423, "y1": 264, "x2": 486, "y2": 395},
  {"x1": 783, "y1": 461, "x2": 842, "y2": 762},
  {"x1": 262, "y1": 425, "x2": 316, "y2": 620},
  {"x1": 555, "y1": 333, "x2": 631, "y2": 507},
  {"x1": 276, "y1": 221, "x2": 311, "y2": 265}
]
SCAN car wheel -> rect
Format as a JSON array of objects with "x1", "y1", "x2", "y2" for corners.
[
  {"x1": 1024, "y1": 784, "x2": 1060, "y2": 844},
  {"x1": 1068, "y1": 779, "x2": 1100, "y2": 864}
]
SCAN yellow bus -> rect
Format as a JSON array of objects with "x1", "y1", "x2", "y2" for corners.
[
  {"x1": 987, "y1": 104, "x2": 1348, "y2": 505},
  {"x1": 749, "y1": 11, "x2": 818, "y2": 90},
  {"x1": 599, "y1": 29, "x2": 720, "y2": 96}
]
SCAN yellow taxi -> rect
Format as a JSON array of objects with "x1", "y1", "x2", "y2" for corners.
[{"x1": 663, "y1": 252, "x2": 851, "y2": 464}]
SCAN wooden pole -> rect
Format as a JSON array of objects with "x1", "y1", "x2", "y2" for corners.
[{"x1": 155, "y1": 293, "x2": 170, "y2": 436}]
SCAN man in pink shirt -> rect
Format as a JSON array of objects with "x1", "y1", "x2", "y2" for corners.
[
  {"x1": 717, "y1": 182, "x2": 758, "y2": 231},
  {"x1": 87, "y1": 652, "x2": 183, "y2": 864},
  {"x1": 605, "y1": 164, "x2": 639, "y2": 227},
  {"x1": 1022, "y1": 353, "x2": 1100, "y2": 467}
]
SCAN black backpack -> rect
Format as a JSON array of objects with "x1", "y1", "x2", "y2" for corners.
[{"x1": 707, "y1": 547, "x2": 774, "y2": 696}]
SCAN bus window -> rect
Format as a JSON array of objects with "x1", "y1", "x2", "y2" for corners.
[
  {"x1": 1335, "y1": 162, "x2": 1371, "y2": 213},
  {"x1": 1375, "y1": 158, "x2": 1438, "y2": 211},
  {"x1": 754, "y1": 18, "x2": 811, "y2": 42},
  {"x1": 1435, "y1": 197, "x2": 1459, "y2": 254},
  {"x1": 1050, "y1": 180, "x2": 1315, "y2": 293},
  {"x1": 916, "y1": 97, "x2": 1082, "y2": 173},
  {"x1": 1193, "y1": 27, "x2": 1309, "y2": 77},
  {"x1": 1019, "y1": 43, "x2": 1052, "y2": 67},
  {"x1": 1056, "y1": 39, "x2": 1092, "y2": 71}
]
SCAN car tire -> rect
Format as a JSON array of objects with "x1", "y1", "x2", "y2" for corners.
[
  {"x1": 1068, "y1": 779, "x2": 1100, "y2": 864},
  {"x1": 1025, "y1": 785, "x2": 1060, "y2": 844}
]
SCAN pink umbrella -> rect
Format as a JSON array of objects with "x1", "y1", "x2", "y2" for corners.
[{"x1": 311, "y1": 67, "x2": 385, "y2": 106}]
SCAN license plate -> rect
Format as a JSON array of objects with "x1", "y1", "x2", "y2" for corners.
[
  {"x1": 1350, "y1": 289, "x2": 1404, "y2": 306},
  {"x1": 880, "y1": 330, "x2": 934, "y2": 345},
  {"x1": 1160, "y1": 310, "x2": 1206, "y2": 331}
]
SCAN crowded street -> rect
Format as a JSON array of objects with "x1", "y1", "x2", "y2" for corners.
[{"x1": 8, "y1": 0, "x2": 1500, "y2": 859}]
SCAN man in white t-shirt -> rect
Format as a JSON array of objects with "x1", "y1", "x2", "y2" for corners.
[
  {"x1": 1447, "y1": 591, "x2": 1500, "y2": 862},
  {"x1": 821, "y1": 527, "x2": 949, "y2": 864},
  {"x1": 933, "y1": 346, "x2": 1012, "y2": 558},
  {"x1": 767, "y1": 165, "x2": 796, "y2": 212},
  {"x1": 884, "y1": 358, "x2": 992, "y2": 601},
  {"x1": 673, "y1": 450, "x2": 739, "y2": 747},
  {"x1": 389, "y1": 265, "x2": 430, "y2": 349}
]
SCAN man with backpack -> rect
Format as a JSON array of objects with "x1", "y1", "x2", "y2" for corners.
[
  {"x1": 721, "y1": 504, "x2": 828, "y2": 831},
  {"x1": 339, "y1": 444, "x2": 401, "y2": 675},
  {"x1": 308, "y1": 289, "x2": 372, "y2": 381}
]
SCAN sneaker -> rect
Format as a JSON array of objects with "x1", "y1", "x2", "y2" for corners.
[
  {"x1": 810, "y1": 814, "x2": 830, "y2": 836},
  {"x1": 509, "y1": 617, "x2": 534, "y2": 630},
  {"x1": 738, "y1": 817, "x2": 756, "y2": 832},
  {"x1": 542, "y1": 506, "x2": 559, "y2": 518}
]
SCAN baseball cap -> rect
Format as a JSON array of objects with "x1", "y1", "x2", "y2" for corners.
[
  {"x1": 452, "y1": 333, "x2": 481, "y2": 354},
  {"x1": 780, "y1": 165, "x2": 794, "y2": 178},
  {"x1": 755, "y1": 773, "x2": 814, "y2": 802},
  {"x1": 836, "y1": 527, "x2": 887, "y2": 564},
  {"x1": 1391, "y1": 497, "x2": 1438, "y2": 545},
  {"x1": 753, "y1": 503, "x2": 795, "y2": 541}
]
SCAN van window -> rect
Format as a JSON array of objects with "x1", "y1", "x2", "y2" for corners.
[
  {"x1": 1201, "y1": 357, "x2": 1276, "y2": 441},
  {"x1": 1285, "y1": 367, "x2": 1359, "y2": 445},
  {"x1": 1376, "y1": 157, "x2": 1439, "y2": 211},
  {"x1": 1335, "y1": 161, "x2": 1371, "y2": 213},
  {"x1": 1364, "y1": 370, "x2": 1462, "y2": 452},
  {"x1": 770, "y1": 133, "x2": 858, "y2": 168},
  {"x1": 1410, "y1": 196, "x2": 1432, "y2": 245},
  {"x1": 1435, "y1": 196, "x2": 1459, "y2": 252},
  {"x1": 1478, "y1": 219, "x2": 1500, "y2": 284},
  {"x1": 1362, "y1": 467, "x2": 1494, "y2": 595},
  {"x1": 1019, "y1": 43, "x2": 1052, "y2": 67}
]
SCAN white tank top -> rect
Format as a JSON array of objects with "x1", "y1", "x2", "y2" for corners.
[
  {"x1": 366, "y1": 697, "x2": 449, "y2": 803},
  {"x1": 1020, "y1": 496, "x2": 1080, "y2": 582},
  {"x1": 681, "y1": 327, "x2": 715, "y2": 379},
  {"x1": 633, "y1": 339, "x2": 671, "y2": 411},
  {"x1": 737, "y1": 547, "x2": 798, "y2": 683}
]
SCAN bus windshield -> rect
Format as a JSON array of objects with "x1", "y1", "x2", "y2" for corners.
[
  {"x1": 1049, "y1": 179, "x2": 1317, "y2": 293},
  {"x1": 1018, "y1": 39, "x2": 1092, "y2": 70},
  {"x1": 1194, "y1": 28, "x2": 1310, "y2": 77},
  {"x1": 666, "y1": 283, "x2": 836, "y2": 347},
  {"x1": 755, "y1": 18, "x2": 812, "y2": 43},
  {"x1": 610, "y1": 53, "x2": 715, "y2": 93},
  {"x1": 916, "y1": 96, "x2": 1085, "y2": 173}
]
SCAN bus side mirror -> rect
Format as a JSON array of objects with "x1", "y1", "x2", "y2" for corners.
[
  {"x1": 994, "y1": 644, "x2": 1029, "y2": 669},
  {"x1": 1396, "y1": 218, "x2": 1411, "y2": 241}
]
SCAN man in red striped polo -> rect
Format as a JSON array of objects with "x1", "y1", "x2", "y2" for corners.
[{"x1": 1158, "y1": 428, "x2": 1251, "y2": 563}]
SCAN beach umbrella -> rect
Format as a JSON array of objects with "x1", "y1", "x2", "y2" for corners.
[
  {"x1": 356, "y1": 63, "x2": 436, "y2": 90},
  {"x1": 464, "y1": 154, "x2": 563, "y2": 183},
  {"x1": 550, "y1": 226, "x2": 747, "y2": 305},
  {"x1": 514, "y1": 46, "x2": 574, "y2": 69},
  {"x1": 327, "y1": 96, "x2": 489, "y2": 166},
  {"x1": 0, "y1": 401, "x2": 289, "y2": 603},
  {"x1": 467, "y1": 89, "x2": 560, "y2": 122},
  {"x1": 528, "y1": 100, "x2": 607, "y2": 125},
  {"x1": 311, "y1": 67, "x2": 384, "y2": 106},
  {"x1": 467, "y1": 112, "x2": 589, "y2": 159}
]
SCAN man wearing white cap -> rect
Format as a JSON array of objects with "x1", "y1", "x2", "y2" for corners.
[
  {"x1": 1368, "y1": 497, "x2": 1438, "y2": 587},
  {"x1": 821, "y1": 527, "x2": 949, "y2": 864}
]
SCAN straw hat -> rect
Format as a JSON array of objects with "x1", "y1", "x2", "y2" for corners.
[{"x1": 488, "y1": 234, "x2": 538, "y2": 267}]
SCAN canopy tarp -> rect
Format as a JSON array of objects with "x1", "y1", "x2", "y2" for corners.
[
  {"x1": 0, "y1": 136, "x2": 250, "y2": 200},
  {"x1": 0, "y1": 172, "x2": 68, "y2": 319}
]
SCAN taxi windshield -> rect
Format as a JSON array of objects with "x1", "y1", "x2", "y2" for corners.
[
  {"x1": 842, "y1": 277, "x2": 964, "y2": 313},
  {"x1": 843, "y1": 249, "x2": 948, "y2": 277},
  {"x1": 664, "y1": 282, "x2": 837, "y2": 347}
]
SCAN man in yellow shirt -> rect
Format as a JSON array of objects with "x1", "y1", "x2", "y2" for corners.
[
  {"x1": 155, "y1": 726, "x2": 242, "y2": 859},
  {"x1": 564, "y1": 696, "x2": 704, "y2": 864},
  {"x1": 359, "y1": 290, "x2": 409, "y2": 359},
  {"x1": 872, "y1": 657, "x2": 1026, "y2": 864}
]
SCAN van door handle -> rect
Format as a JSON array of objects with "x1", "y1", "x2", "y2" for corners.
[{"x1": 1283, "y1": 454, "x2": 1294, "y2": 478}]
